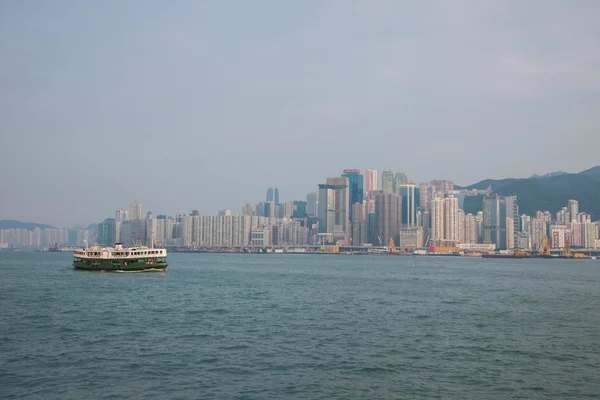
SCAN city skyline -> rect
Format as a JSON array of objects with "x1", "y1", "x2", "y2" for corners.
[
  {"x1": 3, "y1": 180, "x2": 598, "y2": 253},
  {"x1": 1, "y1": 164, "x2": 599, "y2": 228},
  {"x1": 2, "y1": 1, "x2": 600, "y2": 227}
]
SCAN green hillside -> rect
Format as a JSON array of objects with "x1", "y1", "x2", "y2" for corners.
[
  {"x1": 461, "y1": 170, "x2": 600, "y2": 220},
  {"x1": 0, "y1": 220, "x2": 56, "y2": 230}
]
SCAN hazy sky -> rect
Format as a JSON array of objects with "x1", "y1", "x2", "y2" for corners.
[{"x1": 1, "y1": 1, "x2": 599, "y2": 228}]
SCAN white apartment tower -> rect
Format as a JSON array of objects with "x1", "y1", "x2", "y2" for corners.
[
  {"x1": 443, "y1": 195, "x2": 458, "y2": 241},
  {"x1": 431, "y1": 193, "x2": 445, "y2": 241}
]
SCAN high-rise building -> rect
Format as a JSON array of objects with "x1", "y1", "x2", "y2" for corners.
[
  {"x1": 399, "y1": 184, "x2": 419, "y2": 228},
  {"x1": 550, "y1": 225, "x2": 570, "y2": 249},
  {"x1": 97, "y1": 218, "x2": 116, "y2": 246},
  {"x1": 115, "y1": 208, "x2": 129, "y2": 222},
  {"x1": 381, "y1": 169, "x2": 394, "y2": 195},
  {"x1": 393, "y1": 172, "x2": 408, "y2": 194},
  {"x1": 306, "y1": 192, "x2": 318, "y2": 217},
  {"x1": 570, "y1": 221, "x2": 582, "y2": 247},
  {"x1": 318, "y1": 177, "x2": 350, "y2": 244},
  {"x1": 568, "y1": 200, "x2": 579, "y2": 222},
  {"x1": 506, "y1": 217, "x2": 515, "y2": 249},
  {"x1": 582, "y1": 222, "x2": 596, "y2": 248},
  {"x1": 556, "y1": 207, "x2": 569, "y2": 225},
  {"x1": 445, "y1": 190, "x2": 465, "y2": 210},
  {"x1": 365, "y1": 169, "x2": 379, "y2": 193},
  {"x1": 464, "y1": 213, "x2": 477, "y2": 244},
  {"x1": 120, "y1": 219, "x2": 146, "y2": 246},
  {"x1": 457, "y1": 209, "x2": 465, "y2": 243},
  {"x1": 375, "y1": 193, "x2": 401, "y2": 246},
  {"x1": 504, "y1": 195, "x2": 519, "y2": 247},
  {"x1": 342, "y1": 169, "x2": 364, "y2": 221},
  {"x1": 443, "y1": 195, "x2": 458, "y2": 240},
  {"x1": 483, "y1": 194, "x2": 507, "y2": 250},
  {"x1": 430, "y1": 180, "x2": 454, "y2": 194},
  {"x1": 129, "y1": 201, "x2": 142, "y2": 220},
  {"x1": 242, "y1": 203, "x2": 253, "y2": 216},
  {"x1": 419, "y1": 183, "x2": 434, "y2": 212},
  {"x1": 266, "y1": 188, "x2": 280, "y2": 205},
  {"x1": 431, "y1": 193, "x2": 445, "y2": 241}
]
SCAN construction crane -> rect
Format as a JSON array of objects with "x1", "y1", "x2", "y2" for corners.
[
  {"x1": 389, "y1": 238, "x2": 396, "y2": 254},
  {"x1": 562, "y1": 238, "x2": 572, "y2": 257},
  {"x1": 541, "y1": 235, "x2": 551, "y2": 256}
]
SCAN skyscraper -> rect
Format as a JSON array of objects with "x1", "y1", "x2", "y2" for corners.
[
  {"x1": 568, "y1": 200, "x2": 579, "y2": 222},
  {"x1": 430, "y1": 180, "x2": 454, "y2": 194},
  {"x1": 431, "y1": 193, "x2": 444, "y2": 241},
  {"x1": 382, "y1": 169, "x2": 394, "y2": 195},
  {"x1": 342, "y1": 169, "x2": 364, "y2": 221},
  {"x1": 129, "y1": 201, "x2": 142, "y2": 220},
  {"x1": 306, "y1": 192, "x2": 318, "y2": 217},
  {"x1": 504, "y1": 195, "x2": 519, "y2": 248},
  {"x1": 266, "y1": 188, "x2": 280, "y2": 205},
  {"x1": 375, "y1": 193, "x2": 402, "y2": 246},
  {"x1": 393, "y1": 172, "x2": 408, "y2": 194},
  {"x1": 97, "y1": 218, "x2": 116, "y2": 246},
  {"x1": 318, "y1": 177, "x2": 349, "y2": 244},
  {"x1": 443, "y1": 195, "x2": 458, "y2": 240},
  {"x1": 419, "y1": 183, "x2": 434, "y2": 212},
  {"x1": 365, "y1": 169, "x2": 379, "y2": 192},
  {"x1": 115, "y1": 209, "x2": 129, "y2": 222},
  {"x1": 483, "y1": 194, "x2": 507, "y2": 250},
  {"x1": 399, "y1": 184, "x2": 419, "y2": 228}
]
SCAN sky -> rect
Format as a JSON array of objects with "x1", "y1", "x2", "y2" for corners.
[{"x1": 1, "y1": 0, "x2": 599, "y2": 228}]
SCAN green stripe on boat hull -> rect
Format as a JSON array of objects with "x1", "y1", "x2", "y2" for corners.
[{"x1": 73, "y1": 258, "x2": 167, "y2": 272}]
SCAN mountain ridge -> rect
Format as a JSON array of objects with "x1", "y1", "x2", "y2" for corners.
[
  {"x1": 0, "y1": 220, "x2": 57, "y2": 230},
  {"x1": 460, "y1": 166, "x2": 600, "y2": 219}
]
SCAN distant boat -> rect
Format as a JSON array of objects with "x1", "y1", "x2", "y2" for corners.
[
  {"x1": 12, "y1": 249, "x2": 22, "y2": 252},
  {"x1": 48, "y1": 242, "x2": 60, "y2": 252}
]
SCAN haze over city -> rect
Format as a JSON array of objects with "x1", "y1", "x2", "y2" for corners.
[{"x1": 2, "y1": 1, "x2": 600, "y2": 227}]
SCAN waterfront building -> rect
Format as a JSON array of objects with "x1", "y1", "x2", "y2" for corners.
[
  {"x1": 120, "y1": 219, "x2": 146, "y2": 246},
  {"x1": 318, "y1": 177, "x2": 350, "y2": 244},
  {"x1": 506, "y1": 217, "x2": 515, "y2": 249},
  {"x1": 97, "y1": 218, "x2": 116, "y2": 246},
  {"x1": 431, "y1": 193, "x2": 445, "y2": 241},
  {"x1": 550, "y1": 225, "x2": 570, "y2": 249},
  {"x1": 443, "y1": 195, "x2": 458, "y2": 241},
  {"x1": 464, "y1": 213, "x2": 477, "y2": 244},
  {"x1": 483, "y1": 194, "x2": 507, "y2": 250},
  {"x1": 342, "y1": 169, "x2": 364, "y2": 221},
  {"x1": 399, "y1": 227, "x2": 422, "y2": 250},
  {"x1": 399, "y1": 184, "x2": 419, "y2": 228},
  {"x1": 583, "y1": 222, "x2": 596, "y2": 248},
  {"x1": 375, "y1": 193, "x2": 401, "y2": 246},
  {"x1": 505, "y1": 195, "x2": 519, "y2": 246}
]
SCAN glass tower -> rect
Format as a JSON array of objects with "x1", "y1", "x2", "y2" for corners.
[{"x1": 342, "y1": 169, "x2": 364, "y2": 221}]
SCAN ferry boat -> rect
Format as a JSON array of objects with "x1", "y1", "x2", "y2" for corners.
[{"x1": 73, "y1": 243, "x2": 167, "y2": 272}]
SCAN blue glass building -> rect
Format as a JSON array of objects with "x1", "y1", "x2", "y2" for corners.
[{"x1": 342, "y1": 169, "x2": 364, "y2": 221}]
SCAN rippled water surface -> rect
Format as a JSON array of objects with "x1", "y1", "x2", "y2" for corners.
[{"x1": 1, "y1": 252, "x2": 600, "y2": 399}]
